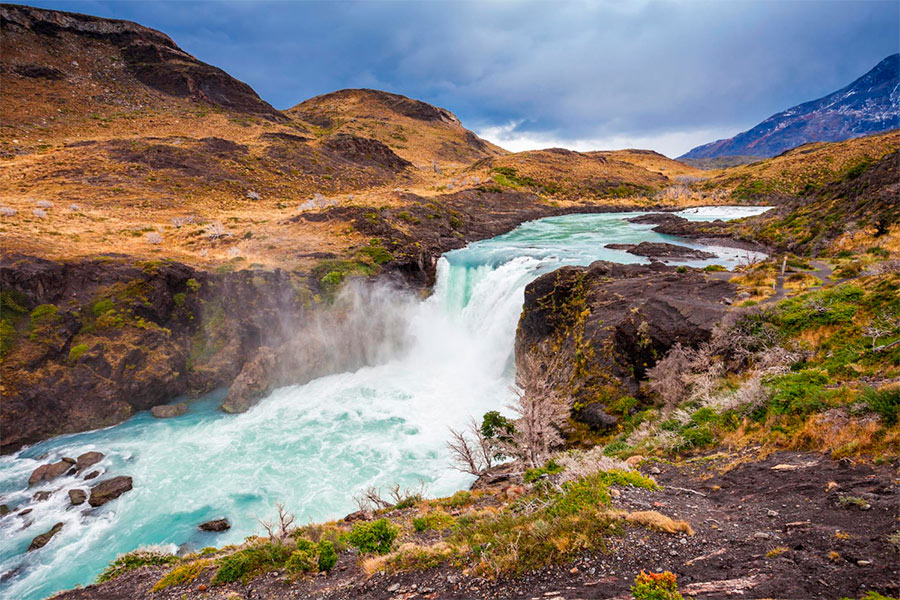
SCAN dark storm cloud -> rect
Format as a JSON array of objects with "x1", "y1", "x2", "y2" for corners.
[{"x1": 19, "y1": 0, "x2": 900, "y2": 156}]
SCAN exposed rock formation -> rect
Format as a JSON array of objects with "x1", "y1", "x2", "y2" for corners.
[
  {"x1": 221, "y1": 347, "x2": 277, "y2": 414},
  {"x1": 150, "y1": 403, "x2": 188, "y2": 418},
  {"x1": 88, "y1": 476, "x2": 133, "y2": 507},
  {"x1": 28, "y1": 458, "x2": 75, "y2": 486},
  {"x1": 75, "y1": 451, "x2": 104, "y2": 473},
  {"x1": 27, "y1": 522, "x2": 63, "y2": 551},
  {"x1": 604, "y1": 241, "x2": 717, "y2": 260},
  {"x1": 198, "y1": 518, "x2": 230, "y2": 532},
  {"x1": 68, "y1": 489, "x2": 87, "y2": 506},
  {"x1": 516, "y1": 261, "x2": 735, "y2": 427},
  {"x1": 1, "y1": 4, "x2": 285, "y2": 120}
]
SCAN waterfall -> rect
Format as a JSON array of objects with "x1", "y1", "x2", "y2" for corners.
[{"x1": 0, "y1": 207, "x2": 770, "y2": 600}]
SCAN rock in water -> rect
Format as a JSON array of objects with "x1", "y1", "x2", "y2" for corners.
[
  {"x1": 151, "y1": 403, "x2": 188, "y2": 418},
  {"x1": 69, "y1": 489, "x2": 87, "y2": 506},
  {"x1": 198, "y1": 518, "x2": 230, "y2": 531},
  {"x1": 28, "y1": 458, "x2": 75, "y2": 486},
  {"x1": 603, "y1": 241, "x2": 717, "y2": 260},
  {"x1": 220, "y1": 347, "x2": 277, "y2": 413},
  {"x1": 33, "y1": 491, "x2": 52, "y2": 502},
  {"x1": 75, "y1": 451, "x2": 104, "y2": 473},
  {"x1": 88, "y1": 476, "x2": 133, "y2": 507},
  {"x1": 27, "y1": 522, "x2": 63, "y2": 551},
  {"x1": 83, "y1": 470, "x2": 100, "y2": 480}
]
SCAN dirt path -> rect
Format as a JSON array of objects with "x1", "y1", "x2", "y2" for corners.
[{"x1": 57, "y1": 451, "x2": 899, "y2": 600}]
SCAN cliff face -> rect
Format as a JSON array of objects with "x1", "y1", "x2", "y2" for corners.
[
  {"x1": 0, "y1": 255, "x2": 310, "y2": 452},
  {"x1": 516, "y1": 261, "x2": 735, "y2": 430}
]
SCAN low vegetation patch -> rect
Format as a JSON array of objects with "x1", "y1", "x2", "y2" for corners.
[{"x1": 97, "y1": 546, "x2": 178, "y2": 583}]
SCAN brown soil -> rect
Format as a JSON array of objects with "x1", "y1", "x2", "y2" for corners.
[{"x1": 53, "y1": 451, "x2": 899, "y2": 600}]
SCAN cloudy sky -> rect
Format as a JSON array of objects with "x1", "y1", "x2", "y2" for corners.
[{"x1": 23, "y1": 0, "x2": 900, "y2": 157}]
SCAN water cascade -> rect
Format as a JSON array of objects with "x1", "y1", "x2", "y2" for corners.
[{"x1": 0, "y1": 207, "x2": 769, "y2": 600}]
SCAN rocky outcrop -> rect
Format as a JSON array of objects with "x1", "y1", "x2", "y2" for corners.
[
  {"x1": 27, "y1": 522, "x2": 63, "y2": 551},
  {"x1": 1, "y1": 4, "x2": 285, "y2": 120},
  {"x1": 88, "y1": 476, "x2": 133, "y2": 507},
  {"x1": 68, "y1": 489, "x2": 87, "y2": 506},
  {"x1": 28, "y1": 458, "x2": 75, "y2": 486},
  {"x1": 221, "y1": 347, "x2": 277, "y2": 414},
  {"x1": 516, "y1": 261, "x2": 735, "y2": 428},
  {"x1": 604, "y1": 241, "x2": 717, "y2": 260},
  {"x1": 75, "y1": 451, "x2": 104, "y2": 473},
  {"x1": 150, "y1": 403, "x2": 188, "y2": 418},
  {"x1": 0, "y1": 255, "x2": 311, "y2": 453},
  {"x1": 198, "y1": 518, "x2": 230, "y2": 532}
]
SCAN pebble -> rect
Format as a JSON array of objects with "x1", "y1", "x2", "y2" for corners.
[
  {"x1": 767, "y1": 509, "x2": 779, "y2": 517},
  {"x1": 753, "y1": 532, "x2": 771, "y2": 539},
  {"x1": 387, "y1": 583, "x2": 400, "y2": 592},
  {"x1": 857, "y1": 560, "x2": 872, "y2": 567}
]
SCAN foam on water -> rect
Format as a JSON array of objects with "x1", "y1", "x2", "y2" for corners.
[{"x1": 0, "y1": 207, "x2": 770, "y2": 600}]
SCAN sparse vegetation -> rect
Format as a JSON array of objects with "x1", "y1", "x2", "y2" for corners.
[{"x1": 97, "y1": 546, "x2": 178, "y2": 583}]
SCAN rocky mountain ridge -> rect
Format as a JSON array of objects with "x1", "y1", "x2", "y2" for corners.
[{"x1": 682, "y1": 53, "x2": 900, "y2": 159}]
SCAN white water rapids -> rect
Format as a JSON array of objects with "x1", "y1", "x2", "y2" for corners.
[{"x1": 0, "y1": 207, "x2": 769, "y2": 600}]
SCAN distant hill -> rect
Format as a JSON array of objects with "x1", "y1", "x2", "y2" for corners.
[
  {"x1": 681, "y1": 54, "x2": 900, "y2": 159},
  {"x1": 287, "y1": 88, "x2": 506, "y2": 168}
]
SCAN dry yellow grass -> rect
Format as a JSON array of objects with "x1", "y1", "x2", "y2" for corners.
[{"x1": 612, "y1": 510, "x2": 694, "y2": 535}]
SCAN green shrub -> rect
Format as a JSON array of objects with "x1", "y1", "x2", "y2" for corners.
[
  {"x1": 29, "y1": 304, "x2": 59, "y2": 339},
  {"x1": 68, "y1": 344, "x2": 89, "y2": 362},
  {"x1": 317, "y1": 540, "x2": 338, "y2": 571},
  {"x1": 211, "y1": 541, "x2": 292, "y2": 584},
  {"x1": 358, "y1": 243, "x2": 393, "y2": 265},
  {"x1": 185, "y1": 278, "x2": 201, "y2": 292},
  {"x1": 346, "y1": 518, "x2": 398, "y2": 555},
  {"x1": 524, "y1": 459, "x2": 564, "y2": 483},
  {"x1": 676, "y1": 266, "x2": 688, "y2": 274},
  {"x1": 285, "y1": 539, "x2": 318, "y2": 573},
  {"x1": 411, "y1": 511, "x2": 455, "y2": 532},
  {"x1": 91, "y1": 298, "x2": 115, "y2": 317},
  {"x1": 767, "y1": 370, "x2": 832, "y2": 416},
  {"x1": 702, "y1": 264, "x2": 727, "y2": 272},
  {"x1": 439, "y1": 490, "x2": 473, "y2": 509},
  {"x1": 97, "y1": 548, "x2": 178, "y2": 583},
  {"x1": 152, "y1": 559, "x2": 211, "y2": 591},
  {"x1": 631, "y1": 570, "x2": 684, "y2": 600},
  {"x1": 862, "y1": 387, "x2": 900, "y2": 426},
  {"x1": 173, "y1": 292, "x2": 186, "y2": 307}
]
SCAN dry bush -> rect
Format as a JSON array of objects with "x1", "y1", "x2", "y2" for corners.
[
  {"x1": 36, "y1": 199, "x2": 53, "y2": 209},
  {"x1": 205, "y1": 221, "x2": 227, "y2": 240},
  {"x1": 615, "y1": 510, "x2": 694, "y2": 535},
  {"x1": 447, "y1": 417, "x2": 494, "y2": 476},
  {"x1": 145, "y1": 232, "x2": 162, "y2": 245},
  {"x1": 0, "y1": 206, "x2": 17, "y2": 216},
  {"x1": 554, "y1": 446, "x2": 633, "y2": 483},
  {"x1": 354, "y1": 481, "x2": 425, "y2": 511},
  {"x1": 69, "y1": 204, "x2": 80, "y2": 212},
  {"x1": 258, "y1": 502, "x2": 295, "y2": 543},
  {"x1": 33, "y1": 208, "x2": 47, "y2": 218},
  {"x1": 508, "y1": 351, "x2": 570, "y2": 468}
]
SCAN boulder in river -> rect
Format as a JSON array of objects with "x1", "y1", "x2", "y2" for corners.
[
  {"x1": 88, "y1": 476, "x2": 133, "y2": 507},
  {"x1": 27, "y1": 522, "x2": 63, "y2": 551},
  {"x1": 33, "y1": 491, "x2": 52, "y2": 502},
  {"x1": 83, "y1": 470, "x2": 100, "y2": 480},
  {"x1": 604, "y1": 241, "x2": 717, "y2": 260},
  {"x1": 75, "y1": 451, "x2": 104, "y2": 473},
  {"x1": 0, "y1": 505, "x2": 10, "y2": 516},
  {"x1": 150, "y1": 403, "x2": 188, "y2": 418},
  {"x1": 28, "y1": 458, "x2": 75, "y2": 486},
  {"x1": 220, "y1": 347, "x2": 277, "y2": 413},
  {"x1": 198, "y1": 518, "x2": 230, "y2": 532},
  {"x1": 69, "y1": 489, "x2": 87, "y2": 506}
]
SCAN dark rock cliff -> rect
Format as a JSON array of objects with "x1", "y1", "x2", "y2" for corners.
[{"x1": 516, "y1": 261, "x2": 736, "y2": 429}]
